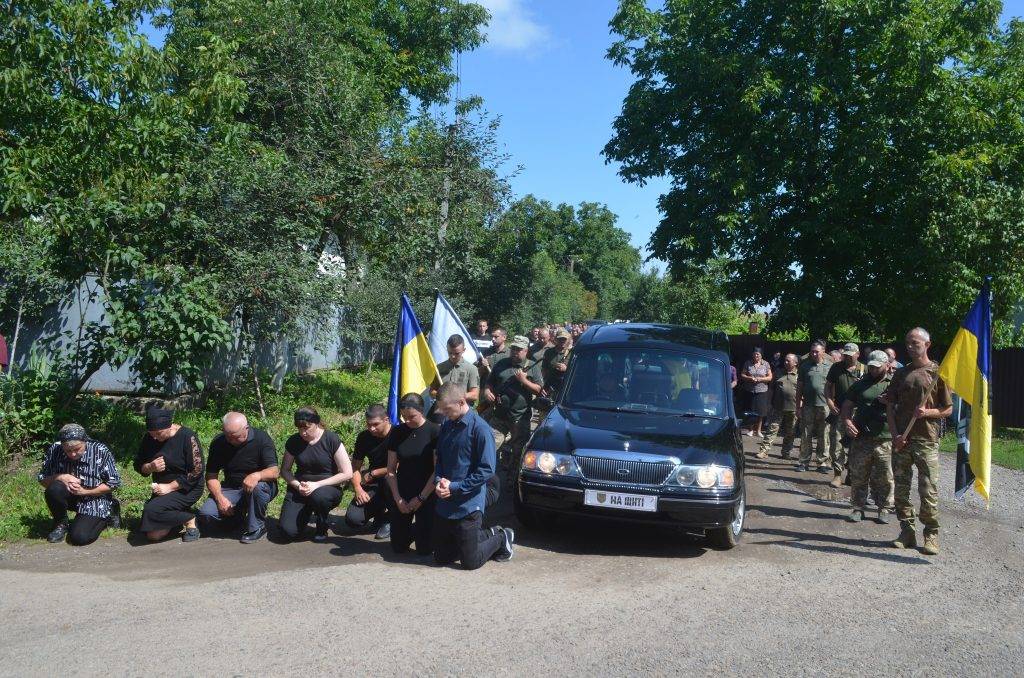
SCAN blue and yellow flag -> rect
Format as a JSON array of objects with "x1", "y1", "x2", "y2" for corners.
[
  {"x1": 938, "y1": 279, "x2": 992, "y2": 502},
  {"x1": 388, "y1": 294, "x2": 442, "y2": 424}
]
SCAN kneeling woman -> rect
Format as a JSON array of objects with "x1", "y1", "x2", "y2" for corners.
[
  {"x1": 38, "y1": 423, "x2": 122, "y2": 546},
  {"x1": 280, "y1": 407, "x2": 353, "y2": 542},
  {"x1": 386, "y1": 393, "x2": 440, "y2": 555},
  {"x1": 134, "y1": 408, "x2": 205, "y2": 542}
]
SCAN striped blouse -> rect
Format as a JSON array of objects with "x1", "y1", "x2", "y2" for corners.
[{"x1": 37, "y1": 440, "x2": 122, "y2": 518}]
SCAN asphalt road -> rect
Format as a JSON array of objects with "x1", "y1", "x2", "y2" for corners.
[{"x1": 1, "y1": 436, "x2": 1022, "y2": 677}]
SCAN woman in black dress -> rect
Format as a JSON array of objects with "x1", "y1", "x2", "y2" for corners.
[
  {"x1": 385, "y1": 393, "x2": 440, "y2": 555},
  {"x1": 280, "y1": 406, "x2": 353, "y2": 542},
  {"x1": 134, "y1": 408, "x2": 205, "y2": 542}
]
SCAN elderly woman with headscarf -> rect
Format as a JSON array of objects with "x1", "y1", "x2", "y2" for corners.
[
  {"x1": 134, "y1": 407, "x2": 205, "y2": 542},
  {"x1": 37, "y1": 423, "x2": 122, "y2": 545}
]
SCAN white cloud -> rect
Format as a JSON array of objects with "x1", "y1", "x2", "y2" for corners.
[{"x1": 476, "y1": 0, "x2": 550, "y2": 52}]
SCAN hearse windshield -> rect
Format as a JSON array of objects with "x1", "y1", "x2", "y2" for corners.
[{"x1": 562, "y1": 347, "x2": 728, "y2": 418}]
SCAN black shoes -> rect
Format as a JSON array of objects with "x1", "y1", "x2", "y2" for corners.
[
  {"x1": 107, "y1": 498, "x2": 122, "y2": 530},
  {"x1": 182, "y1": 526, "x2": 201, "y2": 542},
  {"x1": 47, "y1": 521, "x2": 69, "y2": 543},
  {"x1": 374, "y1": 522, "x2": 391, "y2": 540},
  {"x1": 313, "y1": 517, "x2": 329, "y2": 543},
  {"x1": 494, "y1": 527, "x2": 515, "y2": 562},
  {"x1": 240, "y1": 526, "x2": 267, "y2": 544}
]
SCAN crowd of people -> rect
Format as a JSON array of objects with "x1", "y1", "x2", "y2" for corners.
[
  {"x1": 738, "y1": 328, "x2": 951, "y2": 554},
  {"x1": 36, "y1": 317, "x2": 949, "y2": 558},
  {"x1": 34, "y1": 317, "x2": 587, "y2": 568}
]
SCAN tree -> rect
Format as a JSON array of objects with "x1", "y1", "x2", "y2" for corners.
[
  {"x1": 625, "y1": 263, "x2": 743, "y2": 332},
  {"x1": 477, "y1": 195, "x2": 643, "y2": 324},
  {"x1": 606, "y1": 0, "x2": 1024, "y2": 342}
]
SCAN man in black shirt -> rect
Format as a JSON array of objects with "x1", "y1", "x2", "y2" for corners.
[
  {"x1": 344, "y1": 404, "x2": 393, "y2": 539},
  {"x1": 197, "y1": 412, "x2": 279, "y2": 543}
]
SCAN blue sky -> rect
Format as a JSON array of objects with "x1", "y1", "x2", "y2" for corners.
[{"x1": 460, "y1": 0, "x2": 668, "y2": 268}]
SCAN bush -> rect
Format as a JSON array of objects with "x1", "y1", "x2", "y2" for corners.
[{"x1": 0, "y1": 351, "x2": 74, "y2": 469}]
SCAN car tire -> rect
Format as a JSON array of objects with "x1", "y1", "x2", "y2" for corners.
[{"x1": 707, "y1": 486, "x2": 745, "y2": 550}]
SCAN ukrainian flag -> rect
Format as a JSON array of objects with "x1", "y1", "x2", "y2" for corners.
[
  {"x1": 938, "y1": 279, "x2": 992, "y2": 502},
  {"x1": 388, "y1": 294, "x2": 442, "y2": 424}
]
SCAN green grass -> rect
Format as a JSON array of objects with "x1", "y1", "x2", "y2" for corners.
[
  {"x1": 939, "y1": 427, "x2": 1024, "y2": 471},
  {"x1": 0, "y1": 367, "x2": 390, "y2": 544}
]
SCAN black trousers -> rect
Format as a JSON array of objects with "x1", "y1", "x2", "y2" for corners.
[
  {"x1": 433, "y1": 510, "x2": 503, "y2": 570},
  {"x1": 344, "y1": 483, "x2": 389, "y2": 529},
  {"x1": 390, "y1": 494, "x2": 435, "y2": 554},
  {"x1": 279, "y1": 485, "x2": 342, "y2": 540},
  {"x1": 44, "y1": 482, "x2": 109, "y2": 546},
  {"x1": 139, "y1": 483, "x2": 204, "y2": 532}
]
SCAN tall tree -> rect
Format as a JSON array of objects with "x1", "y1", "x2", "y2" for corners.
[{"x1": 606, "y1": 0, "x2": 1024, "y2": 341}]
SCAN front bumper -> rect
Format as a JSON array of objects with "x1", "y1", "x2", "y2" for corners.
[{"x1": 518, "y1": 474, "x2": 742, "y2": 529}]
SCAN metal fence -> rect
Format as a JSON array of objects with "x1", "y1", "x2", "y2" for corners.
[
  {"x1": 5, "y1": 276, "x2": 377, "y2": 395},
  {"x1": 728, "y1": 335, "x2": 1024, "y2": 428}
]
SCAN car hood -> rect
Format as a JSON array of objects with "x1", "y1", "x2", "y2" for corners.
[{"x1": 530, "y1": 406, "x2": 738, "y2": 466}]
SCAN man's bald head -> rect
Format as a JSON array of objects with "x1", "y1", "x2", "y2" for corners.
[{"x1": 222, "y1": 411, "x2": 249, "y2": 445}]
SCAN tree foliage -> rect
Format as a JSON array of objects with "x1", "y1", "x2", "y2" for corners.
[
  {"x1": 475, "y1": 195, "x2": 642, "y2": 330},
  {"x1": 606, "y1": 0, "x2": 1024, "y2": 342}
]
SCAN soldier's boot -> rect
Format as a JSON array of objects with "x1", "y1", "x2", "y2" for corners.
[
  {"x1": 829, "y1": 472, "x2": 842, "y2": 488},
  {"x1": 875, "y1": 507, "x2": 888, "y2": 524},
  {"x1": 892, "y1": 524, "x2": 917, "y2": 549},
  {"x1": 921, "y1": 532, "x2": 939, "y2": 555},
  {"x1": 847, "y1": 508, "x2": 864, "y2": 523}
]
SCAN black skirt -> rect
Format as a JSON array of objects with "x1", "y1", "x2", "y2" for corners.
[
  {"x1": 139, "y1": 483, "x2": 204, "y2": 532},
  {"x1": 750, "y1": 390, "x2": 770, "y2": 418}
]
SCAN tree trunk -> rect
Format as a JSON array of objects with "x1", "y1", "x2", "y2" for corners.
[
  {"x1": 7, "y1": 296, "x2": 23, "y2": 375},
  {"x1": 252, "y1": 356, "x2": 267, "y2": 419},
  {"x1": 365, "y1": 343, "x2": 378, "y2": 375}
]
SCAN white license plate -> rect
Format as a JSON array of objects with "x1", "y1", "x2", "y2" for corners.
[{"x1": 584, "y1": 489, "x2": 658, "y2": 512}]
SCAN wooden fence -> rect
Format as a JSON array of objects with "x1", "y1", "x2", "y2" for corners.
[{"x1": 728, "y1": 335, "x2": 1024, "y2": 429}]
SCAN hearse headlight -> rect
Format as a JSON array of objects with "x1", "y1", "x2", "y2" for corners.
[
  {"x1": 522, "y1": 451, "x2": 580, "y2": 477},
  {"x1": 674, "y1": 464, "x2": 735, "y2": 489}
]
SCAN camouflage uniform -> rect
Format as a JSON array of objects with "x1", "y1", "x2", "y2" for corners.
[
  {"x1": 825, "y1": 356, "x2": 865, "y2": 476},
  {"x1": 485, "y1": 339, "x2": 544, "y2": 463},
  {"x1": 892, "y1": 438, "x2": 940, "y2": 531},
  {"x1": 759, "y1": 370, "x2": 798, "y2": 458},
  {"x1": 845, "y1": 371, "x2": 893, "y2": 511},
  {"x1": 884, "y1": 361, "x2": 952, "y2": 536},
  {"x1": 797, "y1": 358, "x2": 831, "y2": 467}
]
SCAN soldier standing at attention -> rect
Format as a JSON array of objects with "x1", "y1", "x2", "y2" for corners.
[
  {"x1": 795, "y1": 340, "x2": 832, "y2": 473},
  {"x1": 841, "y1": 351, "x2": 894, "y2": 523},
  {"x1": 482, "y1": 335, "x2": 544, "y2": 464},
  {"x1": 824, "y1": 342, "x2": 865, "y2": 487},
  {"x1": 542, "y1": 328, "x2": 573, "y2": 397},
  {"x1": 884, "y1": 328, "x2": 952, "y2": 555},
  {"x1": 757, "y1": 353, "x2": 799, "y2": 460},
  {"x1": 529, "y1": 326, "x2": 552, "y2": 363}
]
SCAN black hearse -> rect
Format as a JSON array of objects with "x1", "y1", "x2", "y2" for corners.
[{"x1": 514, "y1": 323, "x2": 745, "y2": 548}]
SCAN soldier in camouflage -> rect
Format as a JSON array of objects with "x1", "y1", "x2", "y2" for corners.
[
  {"x1": 883, "y1": 328, "x2": 952, "y2": 555},
  {"x1": 757, "y1": 353, "x2": 799, "y2": 459},
  {"x1": 841, "y1": 351, "x2": 894, "y2": 523}
]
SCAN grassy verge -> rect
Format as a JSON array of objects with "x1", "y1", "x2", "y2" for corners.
[
  {"x1": 0, "y1": 367, "x2": 390, "y2": 544},
  {"x1": 939, "y1": 427, "x2": 1024, "y2": 471}
]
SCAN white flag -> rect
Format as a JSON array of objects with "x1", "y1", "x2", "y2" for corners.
[{"x1": 428, "y1": 291, "x2": 483, "y2": 365}]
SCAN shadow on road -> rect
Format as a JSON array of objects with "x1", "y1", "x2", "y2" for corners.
[
  {"x1": 746, "y1": 527, "x2": 931, "y2": 565},
  {"x1": 513, "y1": 516, "x2": 709, "y2": 559}
]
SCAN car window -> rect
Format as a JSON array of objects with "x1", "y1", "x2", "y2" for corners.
[{"x1": 562, "y1": 348, "x2": 728, "y2": 416}]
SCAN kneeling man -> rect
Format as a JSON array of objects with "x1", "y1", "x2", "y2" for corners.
[
  {"x1": 198, "y1": 412, "x2": 279, "y2": 543},
  {"x1": 433, "y1": 383, "x2": 514, "y2": 569},
  {"x1": 38, "y1": 423, "x2": 122, "y2": 545}
]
